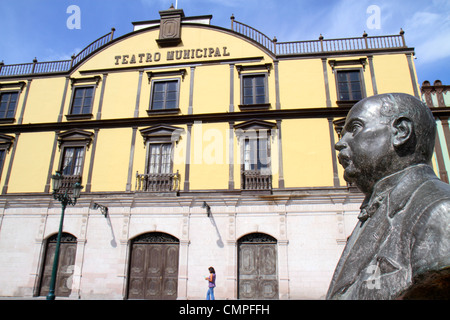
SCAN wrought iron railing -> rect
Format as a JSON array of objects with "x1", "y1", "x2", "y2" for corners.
[
  {"x1": 54, "y1": 174, "x2": 82, "y2": 196},
  {"x1": 135, "y1": 171, "x2": 180, "y2": 192},
  {"x1": 1, "y1": 18, "x2": 408, "y2": 77},
  {"x1": 230, "y1": 15, "x2": 276, "y2": 53},
  {"x1": 242, "y1": 170, "x2": 272, "y2": 191},
  {"x1": 71, "y1": 30, "x2": 115, "y2": 67},
  {"x1": 231, "y1": 16, "x2": 407, "y2": 56},
  {"x1": 0, "y1": 28, "x2": 115, "y2": 77}
]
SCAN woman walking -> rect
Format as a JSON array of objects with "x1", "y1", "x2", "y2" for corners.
[{"x1": 205, "y1": 266, "x2": 216, "y2": 300}]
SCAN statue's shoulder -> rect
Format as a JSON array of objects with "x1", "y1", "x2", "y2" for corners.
[
  {"x1": 404, "y1": 176, "x2": 450, "y2": 299},
  {"x1": 409, "y1": 177, "x2": 450, "y2": 224},
  {"x1": 423, "y1": 178, "x2": 450, "y2": 210},
  {"x1": 407, "y1": 178, "x2": 450, "y2": 272},
  {"x1": 409, "y1": 173, "x2": 450, "y2": 205},
  {"x1": 399, "y1": 175, "x2": 449, "y2": 251}
]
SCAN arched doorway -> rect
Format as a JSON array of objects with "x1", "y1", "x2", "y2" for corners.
[
  {"x1": 127, "y1": 232, "x2": 179, "y2": 300},
  {"x1": 38, "y1": 232, "x2": 77, "y2": 297},
  {"x1": 238, "y1": 232, "x2": 278, "y2": 299}
]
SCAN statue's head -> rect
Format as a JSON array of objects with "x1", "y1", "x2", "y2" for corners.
[{"x1": 335, "y1": 93, "x2": 436, "y2": 195}]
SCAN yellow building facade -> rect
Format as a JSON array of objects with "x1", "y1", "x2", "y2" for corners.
[{"x1": 0, "y1": 7, "x2": 431, "y2": 299}]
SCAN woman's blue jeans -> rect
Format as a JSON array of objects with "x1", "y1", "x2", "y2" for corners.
[{"x1": 206, "y1": 287, "x2": 215, "y2": 300}]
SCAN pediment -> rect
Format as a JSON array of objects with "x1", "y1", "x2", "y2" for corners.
[
  {"x1": 57, "y1": 129, "x2": 94, "y2": 149},
  {"x1": 0, "y1": 134, "x2": 15, "y2": 151},
  {"x1": 234, "y1": 119, "x2": 277, "y2": 131},
  {"x1": 140, "y1": 125, "x2": 184, "y2": 144}
]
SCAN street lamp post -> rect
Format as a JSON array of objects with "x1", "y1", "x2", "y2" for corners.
[{"x1": 46, "y1": 171, "x2": 83, "y2": 301}]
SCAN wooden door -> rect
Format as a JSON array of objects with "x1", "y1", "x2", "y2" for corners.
[
  {"x1": 39, "y1": 233, "x2": 77, "y2": 297},
  {"x1": 128, "y1": 233, "x2": 179, "y2": 300},
  {"x1": 238, "y1": 233, "x2": 278, "y2": 299}
]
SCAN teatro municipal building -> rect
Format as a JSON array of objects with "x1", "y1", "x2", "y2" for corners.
[{"x1": 0, "y1": 6, "x2": 448, "y2": 299}]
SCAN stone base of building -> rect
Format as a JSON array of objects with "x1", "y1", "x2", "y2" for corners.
[{"x1": 0, "y1": 187, "x2": 362, "y2": 300}]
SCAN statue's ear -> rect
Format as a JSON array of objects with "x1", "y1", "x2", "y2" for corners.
[{"x1": 392, "y1": 117, "x2": 413, "y2": 148}]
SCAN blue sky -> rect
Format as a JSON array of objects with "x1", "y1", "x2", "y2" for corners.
[{"x1": 1, "y1": 0, "x2": 449, "y2": 85}]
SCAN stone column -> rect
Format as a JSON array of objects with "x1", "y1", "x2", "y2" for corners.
[
  {"x1": 225, "y1": 209, "x2": 237, "y2": 299},
  {"x1": 277, "y1": 209, "x2": 290, "y2": 299},
  {"x1": 177, "y1": 208, "x2": 191, "y2": 299}
]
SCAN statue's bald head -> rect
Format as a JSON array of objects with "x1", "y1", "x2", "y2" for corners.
[
  {"x1": 335, "y1": 93, "x2": 436, "y2": 194},
  {"x1": 369, "y1": 93, "x2": 436, "y2": 164}
]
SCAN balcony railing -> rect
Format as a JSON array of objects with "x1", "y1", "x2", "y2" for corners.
[
  {"x1": 242, "y1": 170, "x2": 272, "y2": 191},
  {"x1": 1, "y1": 17, "x2": 409, "y2": 78},
  {"x1": 230, "y1": 15, "x2": 275, "y2": 53},
  {"x1": 71, "y1": 30, "x2": 114, "y2": 66},
  {"x1": 231, "y1": 16, "x2": 407, "y2": 56},
  {"x1": 135, "y1": 171, "x2": 180, "y2": 193},
  {"x1": 0, "y1": 29, "x2": 115, "y2": 77},
  {"x1": 276, "y1": 33, "x2": 406, "y2": 55},
  {"x1": 0, "y1": 59, "x2": 73, "y2": 76},
  {"x1": 54, "y1": 174, "x2": 82, "y2": 196}
]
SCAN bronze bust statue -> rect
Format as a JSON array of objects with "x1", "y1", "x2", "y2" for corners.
[{"x1": 327, "y1": 93, "x2": 450, "y2": 299}]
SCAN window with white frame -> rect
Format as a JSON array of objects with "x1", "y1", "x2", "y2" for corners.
[
  {"x1": 56, "y1": 129, "x2": 94, "y2": 181},
  {"x1": 61, "y1": 146, "x2": 85, "y2": 176},
  {"x1": 147, "y1": 143, "x2": 172, "y2": 174},
  {"x1": 234, "y1": 120, "x2": 275, "y2": 191},
  {"x1": 136, "y1": 125, "x2": 184, "y2": 192},
  {"x1": 243, "y1": 135, "x2": 270, "y2": 172}
]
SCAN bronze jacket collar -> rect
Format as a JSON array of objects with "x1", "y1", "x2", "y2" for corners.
[{"x1": 359, "y1": 164, "x2": 438, "y2": 222}]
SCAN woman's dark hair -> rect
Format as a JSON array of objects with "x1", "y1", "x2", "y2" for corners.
[{"x1": 208, "y1": 267, "x2": 215, "y2": 273}]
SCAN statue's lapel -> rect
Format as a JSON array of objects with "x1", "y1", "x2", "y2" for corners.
[
  {"x1": 328, "y1": 165, "x2": 434, "y2": 298},
  {"x1": 329, "y1": 199, "x2": 392, "y2": 297}
]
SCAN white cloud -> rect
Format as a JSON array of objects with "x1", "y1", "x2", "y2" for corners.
[
  {"x1": 405, "y1": 11, "x2": 441, "y2": 38},
  {"x1": 324, "y1": 0, "x2": 369, "y2": 37},
  {"x1": 414, "y1": 29, "x2": 450, "y2": 64},
  {"x1": 404, "y1": 8, "x2": 450, "y2": 64},
  {"x1": 287, "y1": 0, "x2": 394, "y2": 40},
  {"x1": 43, "y1": 47, "x2": 82, "y2": 62}
]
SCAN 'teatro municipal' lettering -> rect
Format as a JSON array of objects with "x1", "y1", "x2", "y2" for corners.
[{"x1": 114, "y1": 46, "x2": 230, "y2": 65}]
